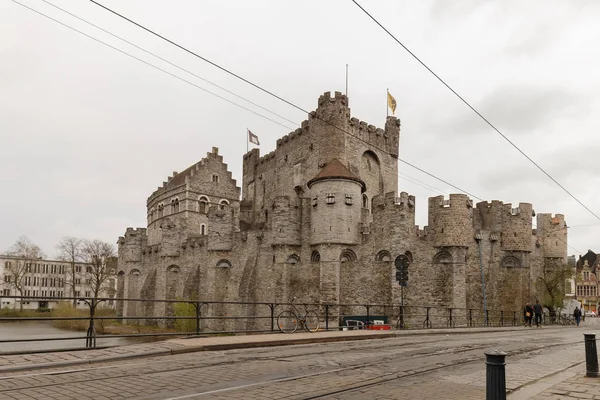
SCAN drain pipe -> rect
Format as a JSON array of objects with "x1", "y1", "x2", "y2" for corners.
[{"x1": 476, "y1": 237, "x2": 487, "y2": 317}]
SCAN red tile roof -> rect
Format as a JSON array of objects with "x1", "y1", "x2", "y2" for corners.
[{"x1": 307, "y1": 159, "x2": 366, "y2": 192}]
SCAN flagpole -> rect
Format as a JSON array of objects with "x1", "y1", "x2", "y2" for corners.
[
  {"x1": 246, "y1": 128, "x2": 249, "y2": 154},
  {"x1": 386, "y1": 88, "x2": 389, "y2": 118},
  {"x1": 345, "y1": 64, "x2": 348, "y2": 97}
]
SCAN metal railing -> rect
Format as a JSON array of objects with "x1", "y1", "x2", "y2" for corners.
[{"x1": 0, "y1": 296, "x2": 565, "y2": 351}]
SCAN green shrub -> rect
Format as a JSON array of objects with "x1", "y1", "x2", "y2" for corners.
[
  {"x1": 51, "y1": 302, "x2": 88, "y2": 331},
  {"x1": 173, "y1": 302, "x2": 196, "y2": 333}
]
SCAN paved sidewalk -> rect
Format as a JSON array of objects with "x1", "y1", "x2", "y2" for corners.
[
  {"x1": 0, "y1": 325, "x2": 548, "y2": 373},
  {"x1": 530, "y1": 364, "x2": 600, "y2": 399}
]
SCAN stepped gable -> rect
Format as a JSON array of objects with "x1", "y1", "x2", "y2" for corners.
[{"x1": 307, "y1": 159, "x2": 366, "y2": 192}]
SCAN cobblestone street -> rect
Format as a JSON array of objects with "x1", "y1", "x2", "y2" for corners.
[{"x1": 0, "y1": 326, "x2": 595, "y2": 399}]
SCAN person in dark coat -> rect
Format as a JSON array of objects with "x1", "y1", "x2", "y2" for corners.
[
  {"x1": 523, "y1": 303, "x2": 533, "y2": 327},
  {"x1": 574, "y1": 307, "x2": 582, "y2": 327},
  {"x1": 533, "y1": 300, "x2": 543, "y2": 327}
]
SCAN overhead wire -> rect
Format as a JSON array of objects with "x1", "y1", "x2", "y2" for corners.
[
  {"x1": 16, "y1": 0, "x2": 476, "y2": 202},
  {"x1": 11, "y1": 0, "x2": 297, "y2": 131},
  {"x1": 15, "y1": 1, "x2": 586, "y2": 253},
  {"x1": 86, "y1": 0, "x2": 483, "y2": 200},
  {"x1": 349, "y1": 0, "x2": 600, "y2": 223},
  {"x1": 40, "y1": 0, "x2": 299, "y2": 127}
]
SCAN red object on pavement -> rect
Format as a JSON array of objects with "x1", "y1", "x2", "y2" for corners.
[{"x1": 367, "y1": 325, "x2": 391, "y2": 330}]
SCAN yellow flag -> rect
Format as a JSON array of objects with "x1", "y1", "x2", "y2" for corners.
[{"x1": 387, "y1": 91, "x2": 397, "y2": 115}]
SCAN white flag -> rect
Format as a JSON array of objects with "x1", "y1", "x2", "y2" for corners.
[{"x1": 248, "y1": 129, "x2": 260, "y2": 145}]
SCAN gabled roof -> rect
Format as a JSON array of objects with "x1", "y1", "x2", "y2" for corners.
[{"x1": 307, "y1": 159, "x2": 366, "y2": 192}]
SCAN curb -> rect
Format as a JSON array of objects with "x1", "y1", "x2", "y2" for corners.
[{"x1": 0, "y1": 325, "x2": 566, "y2": 374}]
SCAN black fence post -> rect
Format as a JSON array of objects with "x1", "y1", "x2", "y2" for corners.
[
  {"x1": 469, "y1": 309, "x2": 473, "y2": 327},
  {"x1": 512, "y1": 311, "x2": 517, "y2": 326},
  {"x1": 500, "y1": 311, "x2": 504, "y2": 327},
  {"x1": 585, "y1": 333, "x2": 599, "y2": 377},
  {"x1": 366, "y1": 305, "x2": 371, "y2": 325},
  {"x1": 195, "y1": 302, "x2": 201, "y2": 336},
  {"x1": 485, "y1": 309, "x2": 490, "y2": 327},
  {"x1": 269, "y1": 303, "x2": 275, "y2": 332},
  {"x1": 485, "y1": 350, "x2": 507, "y2": 400},
  {"x1": 325, "y1": 305, "x2": 329, "y2": 331},
  {"x1": 85, "y1": 299, "x2": 97, "y2": 349}
]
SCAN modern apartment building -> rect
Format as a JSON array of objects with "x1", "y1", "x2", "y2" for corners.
[{"x1": 0, "y1": 255, "x2": 116, "y2": 310}]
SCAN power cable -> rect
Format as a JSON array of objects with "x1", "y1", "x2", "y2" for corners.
[
  {"x1": 22, "y1": 0, "x2": 478, "y2": 200},
  {"x1": 11, "y1": 0, "x2": 296, "y2": 131},
  {"x1": 350, "y1": 0, "x2": 600, "y2": 223},
  {"x1": 41, "y1": 0, "x2": 299, "y2": 127},
  {"x1": 86, "y1": 0, "x2": 482, "y2": 200},
  {"x1": 16, "y1": 1, "x2": 584, "y2": 252}
]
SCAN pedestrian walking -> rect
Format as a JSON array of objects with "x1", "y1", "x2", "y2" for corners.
[
  {"x1": 574, "y1": 307, "x2": 582, "y2": 327},
  {"x1": 533, "y1": 300, "x2": 543, "y2": 327},
  {"x1": 523, "y1": 303, "x2": 533, "y2": 327}
]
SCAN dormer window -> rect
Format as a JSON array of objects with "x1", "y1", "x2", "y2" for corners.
[{"x1": 326, "y1": 193, "x2": 335, "y2": 205}]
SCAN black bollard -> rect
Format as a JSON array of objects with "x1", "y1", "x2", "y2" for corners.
[
  {"x1": 584, "y1": 333, "x2": 599, "y2": 377},
  {"x1": 485, "y1": 350, "x2": 507, "y2": 400}
]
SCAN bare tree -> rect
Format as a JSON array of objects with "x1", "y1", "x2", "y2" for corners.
[
  {"x1": 81, "y1": 240, "x2": 116, "y2": 300},
  {"x1": 4, "y1": 236, "x2": 45, "y2": 310},
  {"x1": 56, "y1": 236, "x2": 83, "y2": 305}
]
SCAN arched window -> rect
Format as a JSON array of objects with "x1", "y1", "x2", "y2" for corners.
[
  {"x1": 286, "y1": 254, "x2": 300, "y2": 265},
  {"x1": 130, "y1": 269, "x2": 141, "y2": 276},
  {"x1": 404, "y1": 251, "x2": 413, "y2": 263},
  {"x1": 219, "y1": 199, "x2": 229, "y2": 210},
  {"x1": 200, "y1": 223, "x2": 207, "y2": 236},
  {"x1": 433, "y1": 251, "x2": 453, "y2": 265},
  {"x1": 362, "y1": 194, "x2": 369, "y2": 209},
  {"x1": 158, "y1": 204, "x2": 164, "y2": 218},
  {"x1": 376, "y1": 250, "x2": 391, "y2": 262},
  {"x1": 216, "y1": 259, "x2": 231, "y2": 268},
  {"x1": 171, "y1": 198, "x2": 180, "y2": 213},
  {"x1": 117, "y1": 271, "x2": 125, "y2": 277},
  {"x1": 340, "y1": 249, "x2": 357, "y2": 263},
  {"x1": 311, "y1": 251, "x2": 321, "y2": 263},
  {"x1": 167, "y1": 265, "x2": 180, "y2": 274},
  {"x1": 501, "y1": 256, "x2": 521, "y2": 268},
  {"x1": 198, "y1": 196, "x2": 209, "y2": 214}
]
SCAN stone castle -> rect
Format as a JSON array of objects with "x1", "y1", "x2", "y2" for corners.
[{"x1": 116, "y1": 91, "x2": 568, "y2": 325}]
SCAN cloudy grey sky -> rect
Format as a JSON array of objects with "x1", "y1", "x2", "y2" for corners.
[{"x1": 2, "y1": 0, "x2": 599, "y2": 257}]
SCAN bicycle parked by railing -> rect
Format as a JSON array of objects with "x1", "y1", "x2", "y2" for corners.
[{"x1": 277, "y1": 298, "x2": 320, "y2": 334}]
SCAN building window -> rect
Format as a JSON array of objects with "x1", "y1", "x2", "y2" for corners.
[
  {"x1": 434, "y1": 251, "x2": 453, "y2": 265},
  {"x1": 312, "y1": 195, "x2": 318, "y2": 207},
  {"x1": 286, "y1": 254, "x2": 300, "y2": 265},
  {"x1": 216, "y1": 259, "x2": 231, "y2": 268},
  {"x1": 158, "y1": 204, "x2": 164, "y2": 218},
  {"x1": 584, "y1": 271, "x2": 590, "y2": 280},
  {"x1": 171, "y1": 198, "x2": 180, "y2": 213},
  {"x1": 326, "y1": 193, "x2": 335, "y2": 205},
  {"x1": 345, "y1": 194, "x2": 353, "y2": 205},
  {"x1": 212, "y1": 174, "x2": 219, "y2": 183},
  {"x1": 340, "y1": 249, "x2": 357, "y2": 262},
  {"x1": 219, "y1": 199, "x2": 229, "y2": 210},
  {"x1": 199, "y1": 196, "x2": 209, "y2": 214},
  {"x1": 376, "y1": 250, "x2": 392, "y2": 262},
  {"x1": 200, "y1": 224, "x2": 207, "y2": 236},
  {"x1": 85, "y1": 291, "x2": 90, "y2": 297},
  {"x1": 310, "y1": 251, "x2": 320, "y2": 263},
  {"x1": 75, "y1": 278, "x2": 81, "y2": 285}
]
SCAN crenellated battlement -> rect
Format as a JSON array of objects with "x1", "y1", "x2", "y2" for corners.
[
  {"x1": 372, "y1": 191, "x2": 415, "y2": 210},
  {"x1": 428, "y1": 194, "x2": 473, "y2": 248}
]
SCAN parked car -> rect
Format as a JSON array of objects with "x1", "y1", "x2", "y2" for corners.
[{"x1": 584, "y1": 311, "x2": 597, "y2": 317}]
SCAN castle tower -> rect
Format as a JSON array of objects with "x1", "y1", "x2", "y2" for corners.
[
  {"x1": 307, "y1": 159, "x2": 366, "y2": 246},
  {"x1": 536, "y1": 213, "x2": 568, "y2": 260},
  {"x1": 428, "y1": 194, "x2": 474, "y2": 309}
]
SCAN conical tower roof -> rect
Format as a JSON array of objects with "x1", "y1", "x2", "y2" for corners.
[{"x1": 307, "y1": 159, "x2": 366, "y2": 192}]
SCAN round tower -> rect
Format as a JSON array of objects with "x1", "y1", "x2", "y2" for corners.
[
  {"x1": 428, "y1": 194, "x2": 473, "y2": 247},
  {"x1": 308, "y1": 159, "x2": 365, "y2": 245}
]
